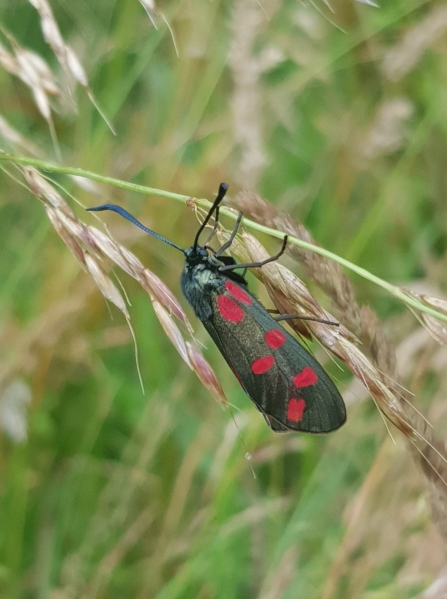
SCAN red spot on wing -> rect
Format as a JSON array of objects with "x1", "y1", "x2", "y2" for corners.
[
  {"x1": 287, "y1": 398, "x2": 306, "y2": 422},
  {"x1": 265, "y1": 329, "x2": 286, "y2": 349},
  {"x1": 251, "y1": 355, "x2": 275, "y2": 374},
  {"x1": 293, "y1": 367, "x2": 318, "y2": 388},
  {"x1": 225, "y1": 280, "x2": 252, "y2": 305},
  {"x1": 217, "y1": 295, "x2": 244, "y2": 323}
]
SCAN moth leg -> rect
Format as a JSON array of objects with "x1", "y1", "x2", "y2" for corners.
[
  {"x1": 266, "y1": 309, "x2": 338, "y2": 326},
  {"x1": 219, "y1": 235, "x2": 288, "y2": 272},
  {"x1": 214, "y1": 211, "x2": 244, "y2": 257},
  {"x1": 274, "y1": 314, "x2": 339, "y2": 326},
  {"x1": 203, "y1": 207, "x2": 220, "y2": 246}
]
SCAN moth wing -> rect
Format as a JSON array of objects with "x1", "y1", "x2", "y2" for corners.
[{"x1": 203, "y1": 283, "x2": 346, "y2": 433}]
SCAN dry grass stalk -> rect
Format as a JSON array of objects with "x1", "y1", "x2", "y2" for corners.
[
  {"x1": 233, "y1": 189, "x2": 397, "y2": 374},
  {"x1": 356, "y1": 97, "x2": 414, "y2": 162},
  {"x1": 0, "y1": 2, "x2": 113, "y2": 145},
  {"x1": 228, "y1": 0, "x2": 282, "y2": 189},
  {"x1": 138, "y1": 0, "x2": 178, "y2": 55},
  {"x1": 152, "y1": 300, "x2": 192, "y2": 368},
  {"x1": 404, "y1": 291, "x2": 447, "y2": 347},
  {"x1": 28, "y1": 0, "x2": 114, "y2": 132},
  {"x1": 226, "y1": 228, "x2": 413, "y2": 434},
  {"x1": 82, "y1": 225, "x2": 191, "y2": 330},
  {"x1": 0, "y1": 292, "x2": 89, "y2": 444},
  {"x1": 381, "y1": 4, "x2": 447, "y2": 82},
  {"x1": 415, "y1": 565, "x2": 447, "y2": 599},
  {"x1": 0, "y1": 34, "x2": 59, "y2": 146},
  {"x1": 20, "y1": 166, "x2": 227, "y2": 404},
  {"x1": 229, "y1": 190, "x2": 447, "y2": 548},
  {"x1": 86, "y1": 225, "x2": 227, "y2": 405},
  {"x1": 23, "y1": 166, "x2": 129, "y2": 317},
  {"x1": 0, "y1": 380, "x2": 32, "y2": 442},
  {"x1": 28, "y1": 0, "x2": 79, "y2": 83},
  {"x1": 0, "y1": 115, "x2": 42, "y2": 156},
  {"x1": 142, "y1": 269, "x2": 192, "y2": 332},
  {"x1": 18, "y1": 162, "x2": 447, "y2": 551},
  {"x1": 186, "y1": 343, "x2": 227, "y2": 407}
]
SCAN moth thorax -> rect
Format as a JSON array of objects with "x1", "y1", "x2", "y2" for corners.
[{"x1": 180, "y1": 263, "x2": 217, "y2": 321}]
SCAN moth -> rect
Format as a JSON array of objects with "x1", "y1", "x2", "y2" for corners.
[{"x1": 88, "y1": 184, "x2": 346, "y2": 433}]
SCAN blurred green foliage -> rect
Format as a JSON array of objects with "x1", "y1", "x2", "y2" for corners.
[{"x1": 0, "y1": 0, "x2": 446, "y2": 597}]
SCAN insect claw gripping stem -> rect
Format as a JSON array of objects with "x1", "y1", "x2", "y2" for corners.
[
  {"x1": 214, "y1": 211, "x2": 244, "y2": 258},
  {"x1": 202, "y1": 206, "x2": 220, "y2": 246},
  {"x1": 218, "y1": 235, "x2": 289, "y2": 273}
]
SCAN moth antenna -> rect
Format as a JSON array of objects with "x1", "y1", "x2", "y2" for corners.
[
  {"x1": 87, "y1": 204, "x2": 186, "y2": 254},
  {"x1": 192, "y1": 182, "x2": 228, "y2": 250}
]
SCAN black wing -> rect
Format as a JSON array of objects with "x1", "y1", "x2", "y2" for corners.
[{"x1": 202, "y1": 280, "x2": 346, "y2": 433}]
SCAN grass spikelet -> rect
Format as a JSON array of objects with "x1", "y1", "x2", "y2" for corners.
[
  {"x1": 3, "y1": 2, "x2": 447, "y2": 593},
  {"x1": 228, "y1": 0, "x2": 269, "y2": 188},
  {"x1": 219, "y1": 198, "x2": 447, "y2": 546},
  {"x1": 45, "y1": 205, "x2": 85, "y2": 265},
  {"x1": 405, "y1": 291, "x2": 447, "y2": 346},
  {"x1": 85, "y1": 209, "x2": 226, "y2": 407},
  {"x1": 381, "y1": 4, "x2": 447, "y2": 81},
  {"x1": 138, "y1": 0, "x2": 178, "y2": 56},
  {"x1": 21, "y1": 166, "x2": 129, "y2": 319},
  {"x1": 186, "y1": 342, "x2": 228, "y2": 406},
  {"x1": 0, "y1": 34, "x2": 60, "y2": 154},
  {"x1": 233, "y1": 189, "x2": 362, "y2": 324},
  {"x1": 238, "y1": 231, "x2": 408, "y2": 415},
  {"x1": 84, "y1": 253, "x2": 129, "y2": 318},
  {"x1": 0, "y1": 115, "x2": 42, "y2": 155},
  {"x1": 142, "y1": 270, "x2": 193, "y2": 333},
  {"x1": 152, "y1": 299, "x2": 192, "y2": 369},
  {"x1": 85, "y1": 224, "x2": 193, "y2": 332}
]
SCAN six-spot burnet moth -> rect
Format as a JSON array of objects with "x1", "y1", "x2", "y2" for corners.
[{"x1": 87, "y1": 184, "x2": 346, "y2": 433}]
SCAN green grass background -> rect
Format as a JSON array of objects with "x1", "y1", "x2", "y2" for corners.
[{"x1": 1, "y1": 0, "x2": 446, "y2": 597}]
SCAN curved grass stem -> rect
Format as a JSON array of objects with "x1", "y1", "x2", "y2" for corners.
[{"x1": 2, "y1": 151, "x2": 446, "y2": 325}]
